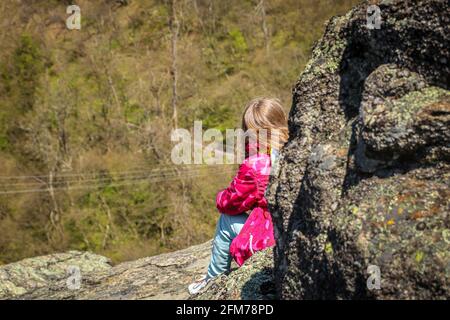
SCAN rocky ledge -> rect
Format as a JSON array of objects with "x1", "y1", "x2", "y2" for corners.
[
  {"x1": 0, "y1": 241, "x2": 214, "y2": 299},
  {"x1": 0, "y1": 241, "x2": 274, "y2": 300}
]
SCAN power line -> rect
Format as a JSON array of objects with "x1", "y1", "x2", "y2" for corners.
[
  {"x1": 0, "y1": 169, "x2": 234, "y2": 195},
  {"x1": 0, "y1": 166, "x2": 232, "y2": 189},
  {"x1": 0, "y1": 167, "x2": 235, "y2": 195},
  {"x1": 0, "y1": 163, "x2": 236, "y2": 180},
  {"x1": 0, "y1": 165, "x2": 234, "y2": 188},
  {"x1": 0, "y1": 164, "x2": 178, "y2": 179}
]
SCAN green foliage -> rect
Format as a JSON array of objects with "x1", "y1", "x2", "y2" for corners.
[
  {"x1": 200, "y1": 104, "x2": 235, "y2": 132},
  {"x1": 0, "y1": 111, "x2": 8, "y2": 150},
  {"x1": 228, "y1": 28, "x2": 248, "y2": 55},
  {"x1": 0, "y1": 136, "x2": 8, "y2": 150},
  {"x1": 125, "y1": 103, "x2": 147, "y2": 125},
  {"x1": 12, "y1": 34, "x2": 45, "y2": 112}
]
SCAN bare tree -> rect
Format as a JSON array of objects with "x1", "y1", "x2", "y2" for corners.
[
  {"x1": 256, "y1": 0, "x2": 270, "y2": 53},
  {"x1": 168, "y1": 0, "x2": 179, "y2": 129},
  {"x1": 209, "y1": 0, "x2": 216, "y2": 34},
  {"x1": 192, "y1": 0, "x2": 207, "y2": 35}
]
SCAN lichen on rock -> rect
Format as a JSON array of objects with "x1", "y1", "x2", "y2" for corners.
[
  {"x1": 267, "y1": 0, "x2": 449, "y2": 299},
  {"x1": 0, "y1": 251, "x2": 112, "y2": 299}
]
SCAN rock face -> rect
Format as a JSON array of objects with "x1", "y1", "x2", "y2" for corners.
[
  {"x1": 1, "y1": 241, "x2": 212, "y2": 300},
  {"x1": 266, "y1": 0, "x2": 449, "y2": 299}
]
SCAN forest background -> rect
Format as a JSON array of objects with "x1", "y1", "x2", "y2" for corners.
[{"x1": 0, "y1": 0, "x2": 359, "y2": 264}]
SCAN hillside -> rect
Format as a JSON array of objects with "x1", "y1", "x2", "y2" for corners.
[{"x1": 0, "y1": 0, "x2": 359, "y2": 266}]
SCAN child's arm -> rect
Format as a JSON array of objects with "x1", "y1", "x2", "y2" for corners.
[{"x1": 216, "y1": 160, "x2": 268, "y2": 215}]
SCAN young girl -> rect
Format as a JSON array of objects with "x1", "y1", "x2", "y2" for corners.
[{"x1": 188, "y1": 98, "x2": 289, "y2": 295}]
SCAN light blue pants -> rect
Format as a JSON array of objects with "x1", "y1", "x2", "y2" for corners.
[{"x1": 207, "y1": 213, "x2": 248, "y2": 279}]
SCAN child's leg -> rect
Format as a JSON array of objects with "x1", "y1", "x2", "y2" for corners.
[{"x1": 207, "y1": 213, "x2": 247, "y2": 279}]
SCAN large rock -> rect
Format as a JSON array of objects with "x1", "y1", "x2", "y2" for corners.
[{"x1": 266, "y1": 0, "x2": 449, "y2": 299}]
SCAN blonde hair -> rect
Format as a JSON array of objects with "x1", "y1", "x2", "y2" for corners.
[{"x1": 242, "y1": 97, "x2": 289, "y2": 151}]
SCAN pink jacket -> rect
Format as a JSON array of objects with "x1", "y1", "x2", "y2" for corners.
[{"x1": 216, "y1": 145, "x2": 276, "y2": 266}]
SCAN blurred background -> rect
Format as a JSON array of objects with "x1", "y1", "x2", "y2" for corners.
[{"x1": 0, "y1": 0, "x2": 359, "y2": 265}]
